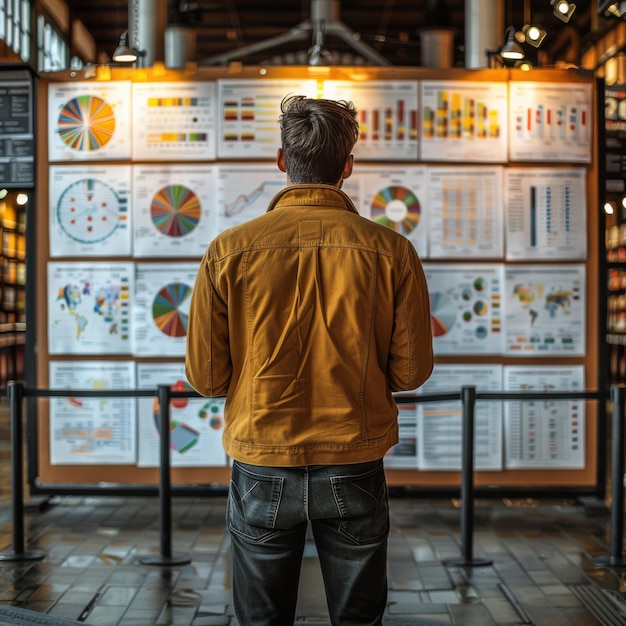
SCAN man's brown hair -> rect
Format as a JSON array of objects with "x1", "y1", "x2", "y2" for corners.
[{"x1": 279, "y1": 95, "x2": 359, "y2": 185}]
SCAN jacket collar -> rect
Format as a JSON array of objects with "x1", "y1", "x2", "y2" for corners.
[{"x1": 267, "y1": 184, "x2": 360, "y2": 215}]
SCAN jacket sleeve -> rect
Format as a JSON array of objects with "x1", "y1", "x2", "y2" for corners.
[
  {"x1": 387, "y1": 242, "x2": 434, "y2": 392},
  {"x1": 185, "y1": 243, "x2": 232, "y2": 397}
]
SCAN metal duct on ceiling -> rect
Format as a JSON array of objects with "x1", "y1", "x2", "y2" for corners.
[{"x1": 464, "y1": 0, "x2": 504, "y2": 68}]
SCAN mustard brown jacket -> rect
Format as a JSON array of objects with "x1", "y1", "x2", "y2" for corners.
[{"x1": 185, "y1": 184, "x2": 433, "y2": 466}]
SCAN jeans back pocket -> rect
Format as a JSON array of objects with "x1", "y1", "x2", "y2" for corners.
[
  {"x1": 330, "y1": 463, "x2": 389, "y2": 544},
  {"x1": 228, "y1": 462, "x2": 284, "y2": 543}
]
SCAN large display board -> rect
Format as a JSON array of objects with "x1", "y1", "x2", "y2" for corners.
[{"x1": 32, "y1": 66, "x2": 601, "y2": 495}]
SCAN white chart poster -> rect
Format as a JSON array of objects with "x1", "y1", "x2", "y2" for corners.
[
  {"x1": 132, "y1": 165, "x2": 216, "y2": 257},
  {"x1": 322, "y1": 80, "x2": 419, "y2": 161},
  {"x1": 132, "y1": 263, "x2": 198, "y2": 356},
  {"x1": 384, "y1": 394, "x2": 419, "y2": 469},
  {"x1": 503, "y1": 264, "x2": 585, "y2": 356},
  {"x1": 47, "y1": 262, "x2": 134, "y2": 355},
  {"x1": 49, "y1": 360, "x2": 136, "y2": 465},
  {"x1": 505, "y1": 167, "x2": 587, "y2": 260},
  {"x1": 217, "y1": 79, "x2": 317, "y2": 158},
  {"x1": 216, "y1": 164, "x2": 286, "y2": 233},
  {"x1": 356, "y1": 165, "x2": 429, "y2": 257},
  {"x1": 420, "y1": 80, "x2": 508, "y2": 162},
  {"x1": 49, "y1": 165, "x2": 132, "y2": 257},
  {"x1": 418, "y1": 364, "x2": 503, "y2": 471},
  {"x1": 503, "y1": 365, "x2": 585, "y2": 469},
  {"x1": 131, "y1": 81, "x2": 217, "y2": 161},
  {"x1": 136, "y1": 363, "x2": 227, "y2": 468},
  {"x1": 48, "y1": 81, "x2": 131, "y2": 161},
  {"x1": 509, "y1": 82, "x2": 592, "y2": 163},
  {"x1": 424, "y1": 263, "x2": 504, "y2": 355},
  {"x1": 428, "y1": 166, "x2": 504, "y2": 258}
]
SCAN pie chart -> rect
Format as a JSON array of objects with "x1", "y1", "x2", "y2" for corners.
[
  {"x1": 430, "y1": 292, "x2": 456, "y2": 337},
  {"x1": 57, "y1": 95, "x2": 115, "y2": 151},
  {"x1": 473, "y1": 300, "x2": 489, "y2": 316},
  {"x1": 152, "y1": 282, "x2": 192, "y2": 337},
  {"x1": 151, "y1": 185, "x2": 201, "y2": 238},
  {"x1": 475, "y1": 326, "x2": 488, "y2": 339},
  {"x1": 473, "y1": 277, "x2": 486, "y2": 292},
  {"x1": 371, "y1": 186, "x2": 421, "y2": 235}
]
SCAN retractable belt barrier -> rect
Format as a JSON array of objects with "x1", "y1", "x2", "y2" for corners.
[{"x1": 0, "y1": 382, "x2": 623, "y2": 569}]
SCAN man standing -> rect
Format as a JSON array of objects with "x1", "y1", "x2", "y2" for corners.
[{"x1": 186, "y1": 95, "x2": 433, "y2": 626}]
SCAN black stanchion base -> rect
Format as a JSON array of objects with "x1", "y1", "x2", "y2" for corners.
[
  {"x1": 0, "y1": 549, "x2": 45, "y2": 562},
  {"x1": 444, "y1": 557, "x2": 493, "y2": 567},
  {"x1": 139, "y1": 554, "x2": 191, "y2": 566},
  {"x1": 592, "y1": 555, "x2": 626, "y2": 568}
]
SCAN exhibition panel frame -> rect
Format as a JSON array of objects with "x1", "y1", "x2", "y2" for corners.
[{"x1": 28, "y1": 65, "x2": 605, "y2": 497}]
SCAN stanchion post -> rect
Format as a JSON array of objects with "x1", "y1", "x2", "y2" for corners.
[
  {"x1": 594, "y1": 385, "x2": 626, "y2": 568},
  {"x1": 609, "y1": 385, "x2": 625, "y2": 564},
  {"x1": 445, "y1": 385, "x2": 491, "y2": 567},
  {"x1": 0, "y1": 381, "x2": 44, "y2": 561},
  {"x1": 139, "y1": 384, "x2": 190, "y2": 566}
]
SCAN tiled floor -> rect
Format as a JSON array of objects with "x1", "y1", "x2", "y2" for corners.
[
  {"x1": 0, "y1": 494, "x2": 625, "y2": 625},
  {"x1": 0, "y1": 393, "x2": 626, "y2": 625}
]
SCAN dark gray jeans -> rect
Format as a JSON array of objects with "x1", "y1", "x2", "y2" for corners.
[{"x1": 227, "y1": 459, "x2": 389, "y2": 625}]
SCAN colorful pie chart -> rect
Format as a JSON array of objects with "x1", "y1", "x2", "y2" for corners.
[
  {"x1": 151, "y1": 185, "x2": 201, "y2": 238},
  {"x1": 430, "y1": 292, "x2": 456, "y2": 337},
  {"x1": 152, "y1": 282, "x2": 192, "y2": 337},
  {"x1": 370, "y1": 186, "x2": 421, "y2": 236},
  {"x1": 57, "y1": 95, "x2": 115, "y2": 151},
  {"x1": 473, "y1": 300, "x2": 489, "y2": 316}
]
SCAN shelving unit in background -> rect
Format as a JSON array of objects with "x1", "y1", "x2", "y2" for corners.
[
  {"x1": 0, "y1": 196, "x2": 26, "y2": 324},
  {"x1": 0, "y1": 65, "x2": 34, "y2": 386},
  {"x1": 0, "y1": 192, "x2": 26, "y2": 384},
  {"x1": 603, "y1": 81, "x2": 626, "y2": 388}
]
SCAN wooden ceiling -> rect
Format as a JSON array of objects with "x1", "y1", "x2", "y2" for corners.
[{"x1": 59, "y1": 0, "x2": 601, "y2": 68}]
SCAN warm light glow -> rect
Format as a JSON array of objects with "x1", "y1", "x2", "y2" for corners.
[
  {"x1": 522, "y1": 24, "x2": 547, "y2": 48},
  {"x1": 552, "y1": 0, "x2": 575, "y2": 22},
  {"x1": 556, "y1": 0, "x2": 570, "y2": 14},
  {"x1": 113, "y1": 51, "x2": 138, "y2": 63},
  {"x1": 621, "y1": 196, "x2": 626, "y2": 210},
  {"x1": 501, "y1": 49, "x2": 524, "y2": 61},
  {"x1": 500, "y1": 27, "x2": 524, "y2": 61},
  {"x1": 16, "y1": 193, "x2": 28, "y2": 206},
  {"x1": 604, "y1": 202, "x2": 615, "y2": 215},
  {"x1": 606, "y1": 2, "x2": 626, "y2": 18},
  {"x1": 307, "y1": 66, "x2": 331, "y2": 75}
]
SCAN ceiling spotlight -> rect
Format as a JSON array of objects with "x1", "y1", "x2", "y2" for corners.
[
  {"x1": 522, "y1": 24, "x2": 547, "y2": 47},
  {"x1": 514, "y1": 60, "x2": 533, "y2": 71},
  {"x1": 599, "y1": 1, "x2": 626, "y2": 17},
  {"x1": 112, "y1": 31, "x2": 137, "y2": 63},
  {"x1": 551, "y1": 0, "x2": 576, "y2": 23},
  {"x1": 112, "y1": 31, "x2": 146, "y2": 64},
  {"x1": 500, "y1": 27, "x2": 524, "y2": 62}
]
